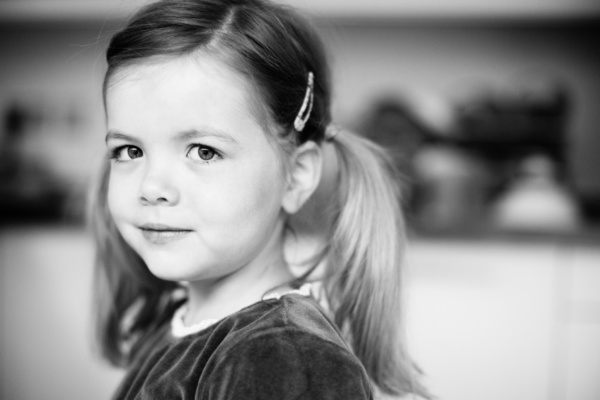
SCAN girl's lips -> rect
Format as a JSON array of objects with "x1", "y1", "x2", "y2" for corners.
[
  {"x1": 139, "y1": 224, "x2": 193, "y2": 245},
  {"x1": 140, "y1": 223, "x2": 188, "y2": 231}
]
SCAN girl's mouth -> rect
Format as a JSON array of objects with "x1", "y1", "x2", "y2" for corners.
[{"x1": 139, "y1": 224, "x2": 192, "y2": 245}]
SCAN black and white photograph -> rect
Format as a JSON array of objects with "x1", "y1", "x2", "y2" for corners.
[{"x1": 1, "y1": 0, "x2": 599, "y2": 399}]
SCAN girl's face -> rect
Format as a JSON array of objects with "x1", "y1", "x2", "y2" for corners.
[{"x1": 105, "y1": 54, "x2": 288, "y2": 283}]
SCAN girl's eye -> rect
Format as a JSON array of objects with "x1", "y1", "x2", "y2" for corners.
[
  {"x1": 187, "y1": 145, "x2": 221, "y2": 163},
  {"x1": 110, "y1": 145, "x2": 143, "y2": 162},
  {"x1": 126, "y1": 147, "x2": 143, "y2": 159}
]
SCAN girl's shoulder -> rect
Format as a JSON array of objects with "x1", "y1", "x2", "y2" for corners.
[
  {"x1": 201, "y1": 292, "x2": 351, "y2": 363},
  {"x1": 225, "y1": 291, "x2": 343, "y2": 344},
  {"x1": 199, "y1": 282, "x2": 340, "y2": 348},
  {"x1": 199, "y1": 294, "x2": 373, "y2": 399}
]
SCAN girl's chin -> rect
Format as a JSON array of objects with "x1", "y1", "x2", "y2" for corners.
[
  {"x1": 146, "y1": 265, "x2": 202, "y2": 283},
  {"x1": 143, "y1": 260, "x2": 225, "y2": 283}
]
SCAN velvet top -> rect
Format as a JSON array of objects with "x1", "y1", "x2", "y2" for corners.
[{"x1": 113, "y1": 294, "x2": 374, "y2": 399}]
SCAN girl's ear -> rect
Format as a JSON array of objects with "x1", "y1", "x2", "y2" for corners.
[{"x1": 282, "y1": 141, "x2": 323, "y2": 215}]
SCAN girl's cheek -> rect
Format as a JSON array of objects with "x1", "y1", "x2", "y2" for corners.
[
  {"x1": 107, "y1": 174, "x2": 130, "y2": 218},
  {"x1": 106, "y1": 184, "x2": 119, "y2": 221}
]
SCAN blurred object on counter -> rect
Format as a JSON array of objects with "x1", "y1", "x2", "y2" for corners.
[
  {"x1": 357, "y1": 95, "x2": 431, "y2": 169},
  {"x1": 356, "y1": 92, "x2": 457, "y2": 210},
  {"x1": 403, "y1": 90, "x2": 458, "y2": 140},
  {"x1": 450, "y1": 74, "x2": 571, "y2": 164},
  {"x1": 490, "y1": 154, "x2": 580, "y2": 232},
  {"x1": 356, "y1": 72, "x2": 578, "y2": 234},
  {"x1": 0, "y1": 100, "x2": 70, "y2": 224},
  {"x1": 412, "y1": 145, "x2": 492, "y2": 232},
  {"x1": 578, "y1": 192, "x2": 600, "y2": 224}
]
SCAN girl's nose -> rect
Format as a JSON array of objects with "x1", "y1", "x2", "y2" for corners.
[{"x1": 138, "y1": 166, "x2": 180, "y2": 206}]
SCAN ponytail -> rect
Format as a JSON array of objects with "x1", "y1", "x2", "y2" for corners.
[{"x1": 323, "y1": 129, "x2": 429, "y2": 397}]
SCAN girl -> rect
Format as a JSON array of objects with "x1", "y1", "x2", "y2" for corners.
[{"x1": 91, "y1": 0, "x2": 430, "y2": 398}]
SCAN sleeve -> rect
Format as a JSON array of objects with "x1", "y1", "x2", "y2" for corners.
[{"x1": 202, "y1": 329, "x2": 373, "y2": 400}]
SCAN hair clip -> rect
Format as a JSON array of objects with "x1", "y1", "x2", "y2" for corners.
[{"x1": 294, "y1": 72, "x2": 314, "y2": 132}]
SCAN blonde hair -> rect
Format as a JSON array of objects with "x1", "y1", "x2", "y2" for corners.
[{"x1": 303, "y1": 129, "x2": 427, "y2": 396}]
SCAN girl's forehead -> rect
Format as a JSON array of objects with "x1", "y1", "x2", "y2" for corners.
[
  {"x1": 106, "y1": 54, "x2": 265, "y2": 134},
  {"x1": 109, "y1": 54, "x2": 249, "y2": 99}
]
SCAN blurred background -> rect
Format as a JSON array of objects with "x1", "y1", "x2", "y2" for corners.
[{"x1": 1, "y1": 0, "x2": 599, "y2": 399}]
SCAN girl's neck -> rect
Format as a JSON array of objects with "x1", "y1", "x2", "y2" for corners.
[{"x1": 183, "y1": 251, "x2": 294, "y2": 326}]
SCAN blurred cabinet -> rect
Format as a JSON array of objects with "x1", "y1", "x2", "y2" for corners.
[
  {"x1": 280, "y1": 0, "x2": 600, "y2": 19},
  {"x1": 562, "y1": 247, "x2": 600, "y2": 400},
  {"x1": 564, "y1": 325, "x2": 600, "y2": 400},
  {"x1": 0, "y1": 0, "x2": 141, "y2": 22},
  {"x1": 0, "y1": 227, "x2": 124, "y2": 400},
  {"x1": 405, "y1": 239, "x2": 600, "y2": 400}
]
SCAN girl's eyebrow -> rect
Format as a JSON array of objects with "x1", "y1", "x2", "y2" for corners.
[
  {"x1": 105, "y1": 130, "x2": 139, "y2": 144},
  {"x1": 176, "y1": 129, "x2": 239, "y2": 145},
  {"x1": 105, "y1": 129, "x2": 239, "y2": 145}
]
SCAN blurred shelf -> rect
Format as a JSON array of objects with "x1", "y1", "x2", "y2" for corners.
[
  {"x1": 287, "y1": 0, "x2": 600, "y2": 27},
  {"x1": 0, "y1": 0, "x2": 140, "y2": 25},
  {"x1": 1, "y1": 0, "x2": 599, "y2": 26}
]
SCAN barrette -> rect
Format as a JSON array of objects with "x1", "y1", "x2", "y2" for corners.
[{"x1": 294, "y1": 72, "x2": 314, "y2": 132}]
